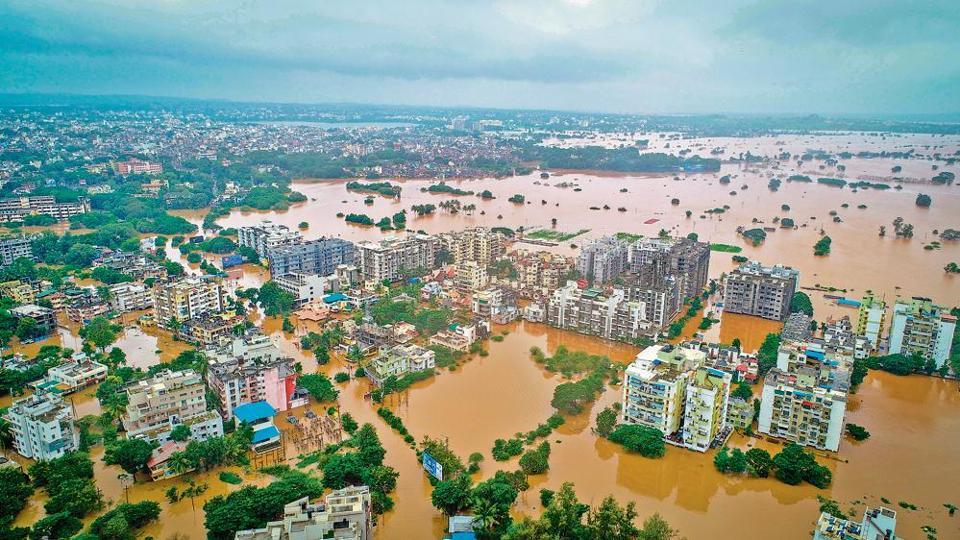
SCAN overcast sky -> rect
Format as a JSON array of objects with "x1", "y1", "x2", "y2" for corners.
[{"x1": 1, "y1": 0, "x2": 957, "y2": 114}]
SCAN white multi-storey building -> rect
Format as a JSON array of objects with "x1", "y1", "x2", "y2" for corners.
[
  {"x1": 365, "y1": 344, "x2": 436, "y2": 387},
  {"x1": 153, "y1": 276, "x2": 226, "y2": 324},
  {"x1": 5, "y1": 392, "x2": 79, "y2": 460},
  {"x1": 237, "y1": 221, "x2": 303, "y2": 258},
  {"x1": 122, "y1": 369, "x2": 224, "y2": 443},
  {"x1": 110, "y1": 282, "x2": 154, "y2": 312},
  {"x1": 888, "y1": 297, "x2": 956, "y2": 368},
  {"x1": 577, "y1": 236, "x2": 629, "y2": 284}
]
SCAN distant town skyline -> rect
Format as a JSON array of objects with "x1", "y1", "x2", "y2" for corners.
[{"x1": 1, "y1": 0, "x2": 958, "y2": 115}]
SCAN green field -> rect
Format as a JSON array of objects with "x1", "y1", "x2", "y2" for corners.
[
  {"x1": 710, "y1": 243, "x2": 743, "y2": 253},
  {"x1": 527, "y1": 228, "x2": 591, "y2": 242},
  {"x1": 614, "y1": 232, "x2": 642, "y2": 242}
]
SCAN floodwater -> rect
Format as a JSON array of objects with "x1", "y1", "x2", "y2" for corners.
[{"x1": 6, "y1": 132, "x2": 960, "y2": 538}]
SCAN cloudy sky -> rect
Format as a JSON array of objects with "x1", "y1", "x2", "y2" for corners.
[{"x1": 1, "y1": 0, "x2": 957, "y2": 114}]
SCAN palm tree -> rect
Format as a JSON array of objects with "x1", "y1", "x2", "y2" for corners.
[
  {"x1": 182, "y1": 480, "x2": 209, "y2": 513},
  {"x1": 168, "y1": 451, "x2": 194, "y2": 477},
  {"x1": 471, "y1": 497, "x2": 501, "y2": 535}
]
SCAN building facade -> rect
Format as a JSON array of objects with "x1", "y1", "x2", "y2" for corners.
[
  {"x1": 357, "y1": 234, "x2": 439, "y2": 283},
  {"x1": 122, "y1": 369, "x2": 223, "y2": 443},
  {"x1": 5, "y1": 392, "x2": 79, "y2": 460},
  {"x1": 577, "y1": 236, "x2": 629, "y2": 284},
  {"x1": 546, "y1": 282, "x2": 654, "y2": 342},
  {"x1": 758, "y1": 368, "x2": 847, "y2": 452},
  {"x1": 0, "y1": 235, "x2": 33, "y2": 266},
  {"x1": 235, "y1": 486, "x2": 373, "y2": 540},
  {"x1": 205, "y1": 335, "x2": 302, "y2": 417},
  {"x1": 630, "y1": 236, "x2": 710, "y2": 300},
  {"x1": 238, "y1": 221, "x2": 303, "y2": 258},
  {"x1": 365, "y1": 344, "x2": 436, "y2": 387},
  {"x1": 267, "y1": 238, "x2": 357, "y2": 278},
  {"x1": 723, "y1": 261, "x2": 799, "y2": 321},
  {"x1": 153, "y1": 276, "x2": 226, "y2": 324},
  {"x1": 888, "y1": 297, "x2": 956, "y2": 368},
  {"x1": 0, "y1": 195, "x2": 90, "y2": 223},
  {"x1": 855, "y1": 293, "x2": 887, "y2": 352}
]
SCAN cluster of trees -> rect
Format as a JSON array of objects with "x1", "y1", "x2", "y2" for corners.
[
  {"x1": 0, "y1": 467, "x2": 35, "y2": 536},
  {"x1": 530, "y1": 345, "x2": 611, "y2": 378},
  {"x1": 505, "y1": 483, "x2": 681, "y2": 539},
  {"x1": 522, "y1": 144, "x2": 720, "y2": 174},
  {"x1": 846, "y1": 423, "x2": 871, "y2": 441},
  {"x1": 377, "y1": 407, "x2": 415, "y2": 445},
  {"x1": 346, "y1": 181, "x2": 401, "y2": 197},
  {"x1": 552, "y1": 369, "x2": 608, "y2": 415},
  {"x1": 741, "y1": 228, "x2": 767, "y2": 246},
  {"x1": 368, "y1": 294, "x2": 453, "y2": 335},
  {"x1": 204, "y1": 468, "x2": 324, "y2": 540},
  {"x1": 320, "y1": 424, "x2": 399, "y2": 514},
  {"x1": 28, "y1": 452, "x2": 104, "y2": 535},
  {"x1": 916, "y1": 193, "x2": 932, "y2": 207},
  {"x1": 757, "y1": 333, "x2": 781, "y2": 376},
  {"x1": 714, "y1": 443, "x2": 830, "y2": 488},
  {"x1": 432, "y1": 470, "x2": 526, "y2": 538},
  {"x1": 422, "y1": 183, "x2": 473, "y2": 196},
  {"x1": 865, "y1": 352, "x2": 943, "y2": 376},
  {"x1": 298, "y1": 373, "x2": 339, "y2": 402},
  {"x1": 236, "y1": 281, "x2": 295, "y2": 317},
  {"x1": 519, "y1": 441, "x2": 552, "y2": 475},
  {"x1": 606, "y1": 425, "x2": 666, "y2": 458},
  {"x1": 789, "y1": 292, "x2": 814, "y2": 316}
]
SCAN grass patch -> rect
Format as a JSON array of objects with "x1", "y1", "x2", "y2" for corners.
[
  {"x1": 710, "y1": 243, "x2": 743, "y2": 253},
  {"x1": 527, "y1": 228, "x2": 591, "y2": 242},
  {"x1": 615, "y1": 232, "x2": 642, "y2": 243}
]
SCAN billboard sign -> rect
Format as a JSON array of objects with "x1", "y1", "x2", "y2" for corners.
[{"x1": 422, "y1": 451, "x2": 443, "y2": 481}]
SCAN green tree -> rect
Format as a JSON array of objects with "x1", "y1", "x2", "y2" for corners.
[
  {"x1": 585, "y1": 495, "x2": 640, "y2": 539},
  {"x1": 28, "y1": 512, "x2": 82, "y2": 540},
  {"x1": 431, "y1": 474, "x2": 473, "y2": 515},
  {"x1": 595, "y1": 406, "x2": 618, "y2": 438},
  {"x1": 257, "y1": 281, "x2": 296, "y2": 316},
  {"x1": 170, "y1": 423, "x2": 192, "y2": 442},
  {"x1": 846, "y1": 423, "x2": 871, "y2": 441},
  {"x1": 757, "y1": 333, "x2": 780, "y2": 375},
  {"x1": 0, "y1": 468, "x2": 34, "y2": 521},
  {"x1": 44, "y1": 478, "x2": 104, "y2": 518},
  {"x1": 105, "y1": 438, "x2": 157, "y2": 474},
  {"x1": 298, "y1": 373, "x2": 339, "y2": 402},
  {"x1": 638, "y1": 513, "x2": 680, "y2": 540},
  {"x1": 731, "y1": 382, "x2": 753, "y2": 401},
  {"x1": 789, "y1": 292, "x2": 814, "y2": 316},
  {"x1": 745, "y1": 448, "x2": 772, "y2": 478},
  {"x1": 79, "y1": 316, "x2": 121, "y2": 351},
  {"x1": 608, "y1": 425, "x2": 666, "y2": 458}
]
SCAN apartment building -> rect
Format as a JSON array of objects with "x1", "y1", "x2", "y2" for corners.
[
  {"x1": 625, "y1": 275, "x2": 681, "y2": 328},
  {"x1": 813, "y1": 506, "x2": 898, "y2": 540},
  {"x1": 723, "y1": 261, "x2": 799, "y2": 321},
  {"x1": 428, "y1": 323, "x2": 478, "y2": 352},
  {"x1": 357, "y1": 234, "x2": 439, "y2": 283},
  {"x1": 235, "y1": 486, "x2": 373, "y2": 540},
  {"x1": 888, "y1": 297, "x2": 955, "y2": 368},
  {"x1": 440, "y1": 227, "x2": 505, "y2": 265},
  {"x1": 0, "y1": 235, "x2": 33, "y2": 266},
  {"x1": 153, "y1": 276, "x2": 226, "y2": 324},
  {"x1": 577, "y1": 236, "x2": 629, "y2": 284},
  {"x1": 176, "y1": 313, "x2": 245, "y2": 347},
  {"x1": 205, "y1": 334, "x2": 303, "y2": 417},
  {"x1": 0, "y1": 195, "x2": 90, "y2": 223},
  {"x1": 682, "y1": 365, "x2": 732, "y2": 452},
  {"x1": 630, "y1": 236, "x2": 710, "y2": 300},
  {"x1": 10, "y1": 304, "x2": 57, "y2": 336},
  {"x1": 238, "y1": 221, "x2": 303, "y2": 258},
  {"x1": 66, "y1": 296, "x2": 110, "y2": 323},
  {"x1": 546, "y1": 281, "x2": 654, "y2": 342},
  {"x1": 110, "y1": 282, "x2": 154, "y2": 312},
  {"x1": 780, "y1": 311, "x2": 813, "y2": 343},
  {"x1": 274, "y1": 272, "x2": 340, "y2": 307},
  {"x1": 5, "y1": 392, "x2": 79, "y2": 460},
  {"x1": 856, "y1": 292, "x2": 887, "y2": 351},
  {"x1": 455, "y1": 261, "x2": 488, "y2": 292},
  {"x1": 758, "y1": 368, "x2": 847, "y2": 452},
  {"x1": 267, "y1": 238, "x2": 357, "y2": 279},
  {"x1": 509, "y1": 250, "x2": 572, "y2": 298},
  {"x1": 622, "y1": 345, "x2": 697, "y2": 436},
  {"x1": 365, "y1": 344, "x2": 436, "y2": 387},
  {"x1": 1, "y1": 280, "x2": 35, "y2": 304},
  {"x1": 776, "y1": 341, "x2": 852, "y2": 393},
  {"x1": 122, "y1": 369, "x2": 224, "y2": 443},
  {"x1": 37, "y1": 353, "x2": 108, "y2": 394}
]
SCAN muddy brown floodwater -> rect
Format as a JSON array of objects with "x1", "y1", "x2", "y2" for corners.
[{"x1": 6, "y1": 133, "x2": 960, "y2": 538}]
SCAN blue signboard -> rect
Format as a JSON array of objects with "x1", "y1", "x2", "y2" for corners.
[{"x1": 422, "y1": 451, "x2": 443, "y2": 481}]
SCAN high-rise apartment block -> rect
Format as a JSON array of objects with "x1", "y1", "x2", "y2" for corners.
[
  {"x1": 577, "y1": 236, "x2": 629, "y2": 284},
  {"x1": 238, "y1": 221, "x2": 303, "y2": 258},
  {"x1": 621, "y1": 345, "x2": 731, "y2": 452},
  {"x1": 0, "y1": 235, "x2": 33, "y2": 266},
  {"x1": 723, "y1": 261, "x2": 799, "y2": 321},
  {"x1": 357, "y1": 234, "x2": 438, "y2": 283},
  {"x1": 630, "y1": 237, "x2": 710, "y2": 300},
  {"x1": 758, "y1": 368, "x2": 847, "y2": 452},
  {"x1": 4, "y1": 392, "x2": 78, "y2": 460},
  {"x1": 547, "y1": 282, "x2": 654, "y2": 342},
  {"x1": 122, "y1": 369, "x2": 224, "y2": 443},
  {"x1": 153, "y1": 276, "x2": 226, "y2": 323},
  {"x1": 267, "y1": 238, "x2": 356, "y2": 278},
  {"x1": 440, "y1": 227, "x2": 505, "y2": 266},
  {"x1": 888, "y1": 297, "x2": 956, "y2": 368}
]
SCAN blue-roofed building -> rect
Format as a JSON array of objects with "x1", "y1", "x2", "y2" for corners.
[{"x1": 233, "y1": 400, "x2": 281, "y2": 453}]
